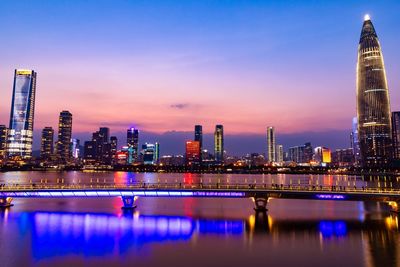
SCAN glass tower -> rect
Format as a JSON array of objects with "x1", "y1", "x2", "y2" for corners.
[
  {"x1": 266, "y1": 127, "x2": 276, "y2": 163},
  {"x1": 356, "y1": 15, "x2": 392, "y2": 168},
  {"x1": 214, "y1": 125, "x2": 224, "y2": 164},
  {"x1": 127, "y1": 128, "x2": 139, "y2": 162},
  {"x1": 7, "y1": 69, "x2": 37, "y2": 160}
]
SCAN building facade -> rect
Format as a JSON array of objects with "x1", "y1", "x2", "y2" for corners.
[
  {"x1": 392, "y1": 111, "x2": 400, "y2": 160},
  {"x1": 276, "y1": 144, "x2": 284, "y2": 163},
  {"x1": 356, "y1": 16, "x2": 392, "y2": 168},
  {"x1": 7, "y1": 69, "x2": 37, "y2": 160},
  {"x1": 0, "y1": 125, "x2": 7, "y2": 161},
  {"x1": 56, "y1": 111, "x2": 73, "y2": 163},
  {"x1": 141, "y1": 143, "x2": 159, "y2": 165},
  {"x1": 266, "y1": 127, "x2": 276, "y2": 163},
  {"x1": 185, "y1": 140, "x2": 201, "y2": 165},
  {"x1": 127, "y1": 128, "x2": 139, "y2": 163},
  {"x1": 214, "y1": 125, "x2": 224, "y2": 164},
  {"x1": 314, "y1": 146, "x2": 332, "y2": 164},
  {"x1": 351, "y1": 117, "x2": 361, "y2": 165},
  {"x1": 40, "y1": 127, "x2": 54, "y2": 160},
  {"x1": 194, "y1": 125, "x2": 203, "y2": 161}
]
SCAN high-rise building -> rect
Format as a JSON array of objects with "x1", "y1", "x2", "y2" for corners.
[
  {"x1": 7, "y1": 69, "x2": 37, "y2": 160},
  {"x1": 356, "y1": 15, "x2": 392, "y2": 167},
  {"x1": 110, "y1": 136, "x2": 118, "y2": 163},
  {"x1": 332, "y1": 148, "x2": 355, "y2": 167},
  {"x1": 314, "y1": 146, "x2": 332, "y2": 164},
  {"x1": 194, "y1": 125, "x2": 203, "y2": 149},
  {"x1": 83, "y1": 141, "x2": 96, "y2": 162},
  {"x1": 141, "y1": 143, "x2": 159, "y2": 165},
  {"x1": 56, "y1": 111, "x2": 73, "y2": 163},
  {"x1": 276, "y1": 144, "x2": 284, "y2": 163},
  {"x1": 40, "y1": 127, "x2": 54, "y2": 160},
  {"x1": 214, "y1": 125, "x2": 224, "y2": 164},
  {"x1": 99, "y1": 127, "x2": 111, "y2": 164},
  {"x1": 185, "y1": 140, "x2": 201, "y2": 165},
  {"x1": 127, "y1": 128, "x2": 139, "y2": 162},
  {"x1": 88, "y1": 127, "x2": 111, "y2": 164},
  {"x1": 99, "y1": 127, "x2": 109, "y2": 144},
  {"x1": 71, "y1": 138, "x2": 80, "y2": 159},
  {"x1": 0, "y1": 125, "x2": 7, "y2": 160},
  {"x1": 392, "y1": 112, "x2": 400, "y2": 160},
  {"x1": 288, "y1": 146, "x2": 305, "y2": 163},
  {"x1": 351, "y1": 117, "x2": 361, "y2": 164},
  {"x1": 266, "y1": 127, "x2": 276, "y2": 163},
  {"x1": 303, "y1": 142, "x2": 313, "y2": 163},
  {"x1": 288, "y1": 143, "x2": 313, "y2": 164}
]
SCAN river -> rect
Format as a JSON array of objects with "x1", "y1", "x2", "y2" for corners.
[{"x1": 0, "y1": 172, "x2": 398, "y2": 267}]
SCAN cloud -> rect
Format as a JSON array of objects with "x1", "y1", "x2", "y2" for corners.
[{"x1": 170, "y1": 103, "x2": 190, "y2": 109}]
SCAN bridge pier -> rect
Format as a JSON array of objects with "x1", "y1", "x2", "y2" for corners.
[
  {"x1": 387, "y1": 201, "x2": 400, "y2": 213},
  {"x1": 0, "y1": 197, "x2": 13, "y2": 208},
  {"x1": 252, "y1": 197, "x2": 269, "y2": 212},
  {"x1": 121, "y1": 196, "x2": 137, "y2": 210}
]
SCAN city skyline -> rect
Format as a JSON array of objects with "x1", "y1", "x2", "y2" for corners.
[{"x1": 0, "y1": 1, "x2": 399, "y2": 141}]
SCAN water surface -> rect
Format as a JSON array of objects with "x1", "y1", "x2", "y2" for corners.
[{"x1": 0, "y1": 172, "x2": 398, "y2": 267}]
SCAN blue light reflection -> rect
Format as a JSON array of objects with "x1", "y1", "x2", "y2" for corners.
[
  {"x1": 319, "y1": 221, "x2": 347, "y2": 238},
  {"x1": 25, "y1": 212, "x2": 245, "y2": 260}
]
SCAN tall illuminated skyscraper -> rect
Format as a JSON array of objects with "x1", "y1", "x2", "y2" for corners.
[
  {"x1": 266, "y1": 127, "x2": 276, "y2": 163},
  {"x1": 356, "y1": 15, "x2": 392, "y2": 167},
  {"x1": 141, "y1": 142, "x2": 159, "y2": 165},
  {"x1": 7, "y1": 69, "x2": 37, "y2": 160},
  {"x1": 214, "y1": 125, "x2": 224, "y2": 164},
  {"x1": 185, "y1": 140, "x2": 201, "y2": 165},
  {"x1": 56, "y1": 111, "x2": 73, "y2": 162},
  {"x1": 351, "y1": 117, "x2": 361, "y2": 164},
  {"x1": 127, "y1": 127, "x2": 139, "y2": 162}
]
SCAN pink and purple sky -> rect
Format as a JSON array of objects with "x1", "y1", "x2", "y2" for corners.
[{"x1": 0, "y1": 0, "x2": 399, "y2": 154}]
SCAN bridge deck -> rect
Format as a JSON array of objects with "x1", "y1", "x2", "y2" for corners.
[{"x1": 0, "y1": 183, "x2": 400, "y2": 202}]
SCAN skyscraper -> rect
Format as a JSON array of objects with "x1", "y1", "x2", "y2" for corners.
[
  {"x1": 276, "y1": 144, "x2": 284, "y2": 163},
  {"x1": 40, "y1": 127, "x2": 54, "y2": 160},
  {"x1": 266, "y1": 127, "x2": 276, "y2": 163},
  {"x1": 356, "y1": 15, "x2": 392, "y2": 167},
  {"x1": 110, "y1": 136, "x2": 118, "y2": 164},
  {"x1": 214, "y1": 125, "x2": 224, "y2": 164},
  {"x1": 194, "y1": 125, "x2": 203, "y2": 153},
  {"x1": 127, "y1": 128, "x2": 139, "y2": 162},
  {"x1": 71, "y1": 138, "x2": 80, "y2": 159},
  {"x1": 392, "y1": 111, "x2": 400, "y2": 160},
  {"x1": 185, "y1": 140, "x2": 201, "y2": 165},
  {"x1": 351, "y1": 117, "x2": 361, "y2": 164},
  {"x1": 194, "y1": 125, "x2": 203, "y2": 163},
  {"x1": 141, "y1": 142, "x2": 159, "y2": 165},
  {"x1": 98, "y1": 127, "x2": 111, "y2": 164},
  {"x1": 7, "y1": 69, "x2": 37, "y2": 160},
  {"x1": 56, "y1": 111, "x2": 73, "y2": 162},
  {"x1": 314, "y1": 146, "x2": 332, "y2": 164},
  {"x1": 0, "y1": 125, "x2": 7, "y2": 160}
]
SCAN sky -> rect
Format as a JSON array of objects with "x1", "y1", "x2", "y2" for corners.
[{"x1": 0, "y1": 0, "x2": 399, "y2": 155}]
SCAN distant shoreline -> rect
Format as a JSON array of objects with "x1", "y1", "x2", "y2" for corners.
[{"x1": 0, "y1": 166, "x2": 398, "y2": 176}]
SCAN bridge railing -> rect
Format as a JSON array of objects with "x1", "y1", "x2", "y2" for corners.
[{"x1": 0, "y1": 182, "x2": 400, "y2": 195}]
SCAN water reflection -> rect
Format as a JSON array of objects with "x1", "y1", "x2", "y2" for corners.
[{"x1": 0, "y1": 208, "x2": 399, "y2": 267}]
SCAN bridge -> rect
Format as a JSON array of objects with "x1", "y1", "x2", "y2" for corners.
[{"x1": 1, "y1": 183, "x2": 400, "y2": 212}]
